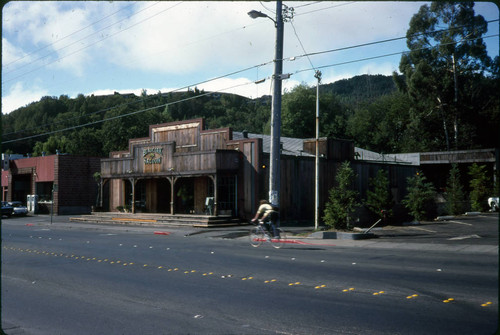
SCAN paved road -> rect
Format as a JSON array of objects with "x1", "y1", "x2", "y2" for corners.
[{"x1": 1, "y1": 214, "x2": 498, "y2": 334}]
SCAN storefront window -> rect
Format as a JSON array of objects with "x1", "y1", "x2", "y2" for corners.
[{"x1": 36, "y1": 182, "x2": 53, "y2": 202}]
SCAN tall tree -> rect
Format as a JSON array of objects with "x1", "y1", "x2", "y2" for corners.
[
  {"x1": 281, "y1": 84, "x2": 347, "y2": 139},
  {"x1": 398, "y1": 2, "x2": 492, "y2": 151}
]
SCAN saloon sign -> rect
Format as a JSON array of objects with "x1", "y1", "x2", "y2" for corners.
[{"x1": 143, "y1": 147, "x2": 163, "y2": 165}]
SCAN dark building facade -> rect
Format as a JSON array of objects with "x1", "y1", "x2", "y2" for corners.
[{"x1": 2, "y1": 154, "x2": 101, "y2": 215}]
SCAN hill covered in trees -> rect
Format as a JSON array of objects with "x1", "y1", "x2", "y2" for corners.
[{"x1": 1, "y1": 73, "x2": 498, "y2": 158}]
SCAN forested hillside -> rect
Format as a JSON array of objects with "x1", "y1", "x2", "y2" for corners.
[
  {"x1": 2, "y1": 2, "x2": 498, "y2": 159},
  {"x1": 1, "y1": 71, "x2": 498, "y2": 158}
]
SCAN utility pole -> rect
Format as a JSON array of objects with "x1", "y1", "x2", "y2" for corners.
[
  {"x1": 269, "y1": 0, "x2": 284, "y2": 208},
  {"x1": 314, "y1": 70, "x2": 321, "y2": 230},
  {"x1": 452, "y1": 53, "x2": 459, "y2": 149}
]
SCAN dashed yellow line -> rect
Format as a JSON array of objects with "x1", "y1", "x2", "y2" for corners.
[{"x1": 4, "y1": 245, "x2": 496, "y2": 309}]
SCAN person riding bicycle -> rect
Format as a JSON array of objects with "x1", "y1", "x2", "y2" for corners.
[{"x1": 251, "y1": 199, "x2": 280, "y2": 238}]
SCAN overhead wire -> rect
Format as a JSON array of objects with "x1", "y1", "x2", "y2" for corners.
[
  {"x1": 291, "y1": 1, "x2": 324, "y2": 9},
  {"x1": 286, "y1": 18, "x2": 499, "y2": 63},
  {"x1": 3, "y1": 31, "x2": 497, "y2": 144},
  {"x1": 2, "y1": 1, "x2": 140, "y2": 68},
  {"x1": 295, "y1": 1, "x2": 357, "y2": 16},
  {"x1": 2, "y1": 2, "x2": 183, "y2": 84},
  {"x1": 3, "y1": 8, "x2": 497, "y2": 141},
  {"x1": 4, "y1": 19, "x2": 496, "y2": 138},
  {"x1": 1, "y1": 80, "x2": 259, "y2": 144},
  {"x1": 293, "y1": 33, "x2": 499, "y2": 75},
  {"x1": 2, "y1": 60, "x2": 274, "y2": 138}
]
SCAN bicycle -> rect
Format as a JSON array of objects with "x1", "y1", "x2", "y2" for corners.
[{"x1": 249, "y1": 220, "x2": 288, "y2": 249}]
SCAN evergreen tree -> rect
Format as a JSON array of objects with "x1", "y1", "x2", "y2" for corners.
[
  {"x1": 323, "y1": 162, "x2": 359, "y2": 230},
  {"x1": 445, "y1": 164, "x2": 464, "y2": 215},
  {"x1": 468, "y1": 163, "x2": 490, "y2": 212},
  {"x1": 403, "y1": 171, "x2": 436, "y2": 221},
  {"x1": 365, "y1": 169, "x2": 393, "y2": 220},
  {"x1": 398, "y1": 2, "x2": 493, "y2": 151}
]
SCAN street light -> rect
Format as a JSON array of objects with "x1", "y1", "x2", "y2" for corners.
[
  {"x1": 248, "y1": 1, "x2": 284, "y2": 208},
  {"x1": 247, "y1": 10, "x2": 276, "y2": 25}
]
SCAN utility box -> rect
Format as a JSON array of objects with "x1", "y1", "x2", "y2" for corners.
[{"x1": 27, "y1": 194, "x2": 38, "y2": 214}]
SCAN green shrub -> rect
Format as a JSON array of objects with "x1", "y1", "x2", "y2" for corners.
[
  {"x1": 402, "y1": 171, "x2": 436, "y2": 221},
  {"x1": 323, "y1": 162, "x2": 360, "y2": 230},
  {"x1": 468, "y1": 163, "x2": 490, "y2": 212},
  {"x1": 445, "y1": 164, "x2": 464, "y2": 215},
  {"x1": 365, "y1": 169, "x2": 393, "y2": 220}
]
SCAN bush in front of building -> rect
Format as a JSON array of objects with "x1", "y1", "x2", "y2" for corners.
[
  {"x1": 323, "y1": 161, "x2": 360, "y2": 230},
  {"x1": 445, "y1": 164, "x2": 465, "y2": 215},
  {"x1": 402, "y1": 171, "x2": 436, "y2": 221},
  {"x1": 365, "y1": 169, "x2": 393, "y2": 222},
  {"x1": 468, "y1": 163, "x2": 490, "y2": 212}
]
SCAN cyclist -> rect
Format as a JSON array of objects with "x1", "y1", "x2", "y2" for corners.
[{"x1": 251, "y1": 199, "x2": 280, "y2": 238}]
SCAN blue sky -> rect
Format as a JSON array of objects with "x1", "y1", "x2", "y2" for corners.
[{"x1": 2, "y1": 1, "x2": 499, "y2": 114}]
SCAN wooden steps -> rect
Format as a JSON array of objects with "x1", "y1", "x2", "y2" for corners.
[{"x1": 69, "y1": 212, "x2": 246, "y2": 228}]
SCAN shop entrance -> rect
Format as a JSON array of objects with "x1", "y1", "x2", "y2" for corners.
[
  {"x1": 175, "y1": 178, "x2": 194, "y2": 214},
  {"x1": 133, "y1": 178, "x2": 171, "y2": 213}
]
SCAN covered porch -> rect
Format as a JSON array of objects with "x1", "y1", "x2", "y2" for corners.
[{"x1": 100, "y1": 144, "x2": 240, "y2": 217}]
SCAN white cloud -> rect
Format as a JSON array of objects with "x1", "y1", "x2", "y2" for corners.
[
  {"x1": 101, "y1": 2, "x2": 270, "y2": 75},
  {"x1": 1, "y1": 82, "x2": 48, "y2": 114},
  {"x1": 2, "y1": 1, "x2": 122, "y2": 76},
  {"x1": 359, "y1": 61, "x2": 400, "y2": 76},
  {"x1": 1, "y1": 38, "x2": 32, "y2": 68}
]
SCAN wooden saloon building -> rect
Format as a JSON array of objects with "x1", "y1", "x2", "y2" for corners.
[
  {"x1": 100, "y1": 118, "x2": 261, "y2": 220},
  {"x1": 100, "y1": 118, "x2": 419, "y2": 224}
]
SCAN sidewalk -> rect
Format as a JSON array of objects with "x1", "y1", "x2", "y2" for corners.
[
  {"x1": 285, "y1": 234, "x2": 498, "y2": 254},
  {"x1": 12, "y1": 214, "x2": 499, "y2": 255}
]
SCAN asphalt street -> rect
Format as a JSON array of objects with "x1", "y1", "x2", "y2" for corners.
[{"x1": 1, "y1": 213, "x2": 498, "y2": 334}]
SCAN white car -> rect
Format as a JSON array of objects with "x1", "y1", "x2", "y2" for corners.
[
  {"x1": 488, "y1": 197, "x2": 499, "y2": 212},
  {"x1": 8, "y1": 201, "x2": 28, "y2": 216}
]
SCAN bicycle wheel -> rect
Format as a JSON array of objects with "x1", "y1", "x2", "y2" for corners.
[
  {"x1": 249, "y1": 227, "x2": 264, "y2": 247},
  {"x1": 270, "y1": 228, "x2": 287, "y2": 249}
]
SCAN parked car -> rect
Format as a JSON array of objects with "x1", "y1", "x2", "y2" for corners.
[
  {"x1": 1, "y1": 201, "x2": 13, "y2": 218},
  {"x1": 488, "y1": 197, "x2": 499, "y2": 212},
  {"x1": 8, "y1": 201, "x2": 28, "y2": 216}
]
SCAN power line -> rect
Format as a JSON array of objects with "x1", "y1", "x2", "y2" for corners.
[
  {"x1": 2, "y1": 1, "x2": 140, "y2": 68},
  {"x1": 295, "y1": 2, "x2": 357, "y2": 16},
  {"x1": 2, "y1": 80, "x2": 257, "y2": 144},
  {"x1": 4, "y1": 32, "x2": 497, "y2": 145},
  {"x1": 292, "y1": 1, "x2": 324, "y2": 9},
  {"x1": 286, "y1": 19, "x2": 499, "y2": 63},
  {"x1": 294, "y1": 33, "x2": 499, "y2": 75},
  {"x1": 3, "y1": 16, "x2": 496, "y2": 139},
  {"x1": 2, "y1": 60, "x2": 274, "y2": 138},
  {"x1": 290, "y1": 21, "x2": 316, "y2": 70},
  {"x1": 2, "y1": 2, "x2": 182, "y2": 85}
]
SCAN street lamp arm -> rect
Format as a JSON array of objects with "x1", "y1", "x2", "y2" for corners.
[{"x1": 247, "y1": 10, "x2": 277, "y2": 26}]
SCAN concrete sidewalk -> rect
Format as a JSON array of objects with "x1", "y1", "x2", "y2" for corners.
[
  {"x1": 10, "y1": 214, "x2": 499, "y2": 255},
  {"x1": 284, "y1": 234, "x2": 498, "y2": 254}
]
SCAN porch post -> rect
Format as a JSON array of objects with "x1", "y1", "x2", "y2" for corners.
[
  {"x1": 212, "y1": 174, "x2": 218, "y2": 216},
  {"x1": 99, "y1": 178, "x2": 104, "y2": 208},
  {"x1": 128, "y1": 178, "x2": 136, "y2": 214},
  {"x1": 167, "y1": 176, "x2": 178, "y2": 215}
]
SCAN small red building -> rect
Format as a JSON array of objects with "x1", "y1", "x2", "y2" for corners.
[{"x1": 2, "y1": 154, "x2": 101, "y2": 215}]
